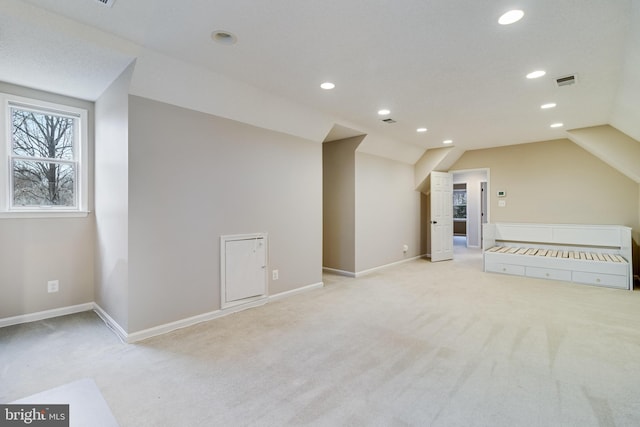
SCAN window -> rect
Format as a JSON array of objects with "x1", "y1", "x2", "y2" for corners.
[
  {"x1": 1, "y1": 94, "x2": 88, "y2": 217},
  {"x1": 453, "y1": 188, "x2": 467, "y2": 219}
]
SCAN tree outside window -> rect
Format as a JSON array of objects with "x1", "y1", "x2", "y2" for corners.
[
  {"x1": 453, "y1": 189, "x2": 467, "y2": 219},
  {"x1": 10, "y1": 107, "x2": 77, "y2": 208}
]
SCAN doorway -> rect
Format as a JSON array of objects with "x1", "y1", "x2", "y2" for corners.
[
  {"x1": 453, "y1": 183, "x2": 467, "y2": 247},
  {"x1": 451, "y1": 169, "x2": 489, "y2": 249},
  {"x1": 480, "y1": 181, "x2": 488, "y2": 247}
]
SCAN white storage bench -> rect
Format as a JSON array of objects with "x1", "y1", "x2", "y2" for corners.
[{"x1": 483, "y1": 223, "x2": 633, "y2": 290}]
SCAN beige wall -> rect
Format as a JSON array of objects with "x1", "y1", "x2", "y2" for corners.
[
  {"x1": 127, "y1": 96, "x2": 322, "y2": 332},
  {"x1": 94, "y1": 65, "x2": 132, "y2": 330},
  {"x1": 0, "y1": 82, "x2": 95, "y2": 320},
  {"x1": 323, "y1": 138, "x2": 424, "y2": 274},
  {"x1": 0, "y1": 218, "x2": 94, "y2": 319},
  {"x1": 323, "y1": 137, "x2": 362, "y2": 272},
  {"x1": 355, "y1": 152, "x2": 423, "y2": 272},
  {"x1": 450, "y1": 139, "x2": 640, "y2": 230}
]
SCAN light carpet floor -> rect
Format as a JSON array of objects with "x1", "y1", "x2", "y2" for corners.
[
  {"x1": 2, "y1": 246, "x2": 640, "y2": 426},
  {"x1": 11, "y1": 378, "x2": 119, "y2": 427}
]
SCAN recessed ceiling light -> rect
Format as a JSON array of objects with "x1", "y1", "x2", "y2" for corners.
[
  {"x1": 541, "y1": 103, "x2": 557, "y2": 109},
  {"x1": 526, "y1": 70, "x2": 546, "y2": 79},
  {"x1": 498, "y1": 10, "x2": 524, "y2": 25},
  {"x1": 211, "y1": 30, "x2": 237, "y2": 45},
  {"x1": 416, "y1": 127, "x2": 428, "y2": 133},
  {"x1": 378, "y1": 109, "x2": 391, "y2": 116},
  {"x1": 443, "y1": 139, "x2": 453, "y2": 144},
  {"x1": 550, "y1": 123, "x2": 564, "y2": 128},
  {"x1": 320, "y1": 82, "x2": 335, "y2": 90}
]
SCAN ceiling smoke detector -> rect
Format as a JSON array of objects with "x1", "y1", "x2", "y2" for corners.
[
  {"x1": 95, "y1": 0, "x2": 116, "y2": 7},
  {"x1": 382, "y1": 118, "x2": 396, "y2": 124},
  {"x1": 555, "y1": 74, "x2": 577, "y2": 87}
]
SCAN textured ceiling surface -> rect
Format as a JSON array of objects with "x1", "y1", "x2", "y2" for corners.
[{"x1": 2, "y1": 0, "x2": 638, "y2": 154}]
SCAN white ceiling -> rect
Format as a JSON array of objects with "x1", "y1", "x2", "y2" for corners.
[{"x1": 2, "y1": 0, "x2": 639, "y2": 157}]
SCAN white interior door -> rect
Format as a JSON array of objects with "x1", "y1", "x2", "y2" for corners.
[
  {"x1": 481, "y1": 181, "x2": 488, "y2": 246},
  {"x1": 222, "y1": 234, "x2": 267, "y2": 308},
  {"x1": 430, "y1": 171, "x2": 453, "y2": 262}
]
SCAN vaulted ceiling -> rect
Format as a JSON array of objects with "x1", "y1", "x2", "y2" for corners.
[{"x1": 2, "y1": 0, "x2": 639, "y2": 164}]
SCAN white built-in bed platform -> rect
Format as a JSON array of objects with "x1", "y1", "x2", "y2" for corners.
[{"x1": 483, "y1": 223, "x2": 633, "y2": 290}]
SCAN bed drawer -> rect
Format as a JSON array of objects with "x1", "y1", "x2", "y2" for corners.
[
  {"x1": 525, "y1": 266, "x2": 572, "y2": 281},
  {"x1": 572, "y1": 271, "x2": 628, "y2": 289},
  {"x1": 485, "y1": 262, "x2": 525, "y2": 276}
]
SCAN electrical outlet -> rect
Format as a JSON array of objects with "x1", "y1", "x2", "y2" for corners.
[
  {"x1": 272, "y1": 270, "x2": 279, "y2": 280},
  {"x1": 403, "y1": 244, "x2": 409, "y2": 253},
  {"x1": 47, "y1": 280, "x2": 59, "y2": 293}
]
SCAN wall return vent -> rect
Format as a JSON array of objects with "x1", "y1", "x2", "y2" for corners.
[
  {"x1": 555, "y1": 74, "x2": 577, "y2": 87},
  {"x1": 95, "y1": 0, "x2": 116, "y2": 7}
]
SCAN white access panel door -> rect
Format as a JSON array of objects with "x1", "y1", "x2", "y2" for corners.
[
  {"x1": 221, "y1": 234, "x2": 267, "y2": 308},
  {"x1": 430, "y1": 171, "x2": 454, "y2": 262}
]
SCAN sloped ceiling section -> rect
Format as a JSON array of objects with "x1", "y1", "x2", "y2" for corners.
[
  {"x1": 414, "y1": 147, "x2": 466, "y2": 192},
  {"x1": 128, "y1": 48, "x2": 336, "y2": 144},
  {"x1": 611, "y1": 0, "x2": 640, "y2": 143},
  {"x1": 0, "y1": 0, "x2": 428, "y2": 163},
  {"x1": 0, "y1": 0, "x2": 138, "y2": 101},
  {"x1": 2, "y1": 0, "x2": 639, "y2": 166},
  {"x1": 323, "y1": 124, "x2": 364, "y2": 143},
  {"x1": 356, "y1": 133, "x2": 426, "y2": 165},
  {"x1": 567, "y1": 125, "x2": 640, "y2": 184}
]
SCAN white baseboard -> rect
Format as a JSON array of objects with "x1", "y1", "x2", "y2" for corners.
[
  {"x1": 322, "y1": 267, "x2": 356, "y2": 277},
  {"x1": 323, "y1": 256, "x2": 427, "y2": 278},
  {"x1": 0, "y1": 303, "x2": 94, "y2": 328},
  {"x1": 126, "y1": 308, "x2": 226, "y2": 343},
  {"x1": 355, "y1": 255, "x2": 426, "y2": 277},
  {"x1": 123, "y1": 282, "x2": 324, "y2": 343},
  {"x1": 93, "y1": 303, "x2": 128, "y2": 343},
  {"x1": 2, "y1": 282, "x2": 328, "y2": 343},
  {"x1": 268, "y1": 281, "x2": 324, "y2": 302}
]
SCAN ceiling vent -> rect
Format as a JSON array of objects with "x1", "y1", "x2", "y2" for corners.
[
  {"x1": 555, "y1": 74, "x2": 577, "y2": 87},
  {"x1": 382, "y1": 118, "x2": 397, "y2": 124},
  {"x1": 95, "y1": 0, "x2": 115, "y2": 7}
]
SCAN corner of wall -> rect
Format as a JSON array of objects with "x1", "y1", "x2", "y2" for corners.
[
  {"x1": 94, "y1": 62, "x2": 134, "y2": 332},
  {"x1": 322, "y1": 136, "x2": 362, "y2": 273}
]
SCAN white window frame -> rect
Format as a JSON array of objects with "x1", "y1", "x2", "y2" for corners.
[{"x1": 0, "y1": 93, "x2": 88, "y2": 218}]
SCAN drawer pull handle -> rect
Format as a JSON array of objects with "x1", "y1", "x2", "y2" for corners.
[
  {"x1": 596, "y1": 278, "x2": 601, "y2": 283},
  {"x1": 545, "y1": 273, "x2": 550, "y2": 277},
  {"x1": 502, "y1": 268, "x2": 506, "y2": 272}
]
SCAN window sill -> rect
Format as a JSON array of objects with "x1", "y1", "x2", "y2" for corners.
[{"x1": 0, "y1": 211, "x2": 90, "y2": 219}]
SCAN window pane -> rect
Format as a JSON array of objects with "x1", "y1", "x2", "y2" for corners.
[
  {"x1": 12, "y1": 160, "x2": 75, "y2": 207},
  {"x1": 11, "y1": 108, "x2": 75, "y2": 160},
  {"x1": 453, "y1": 190, "x2": 467, "y2": 205},
  {"x1": 453, "y1": 205, "x2": 467, "y2": 219}
]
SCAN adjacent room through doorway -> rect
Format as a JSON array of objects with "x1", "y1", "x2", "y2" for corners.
[{"x1": 451, "y1": 169, "x2": 489, "y2": 249}]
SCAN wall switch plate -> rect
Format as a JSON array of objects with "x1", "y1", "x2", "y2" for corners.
[
  {"x1": 48, "y1": 280, "x2": 59, "y2": 293},
  {"x1": 498, "y1": 200, "x2": 506, "y2": 207},
  {"x1": 272, "y1": 270, "x2": 279, "y2": 280}
]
